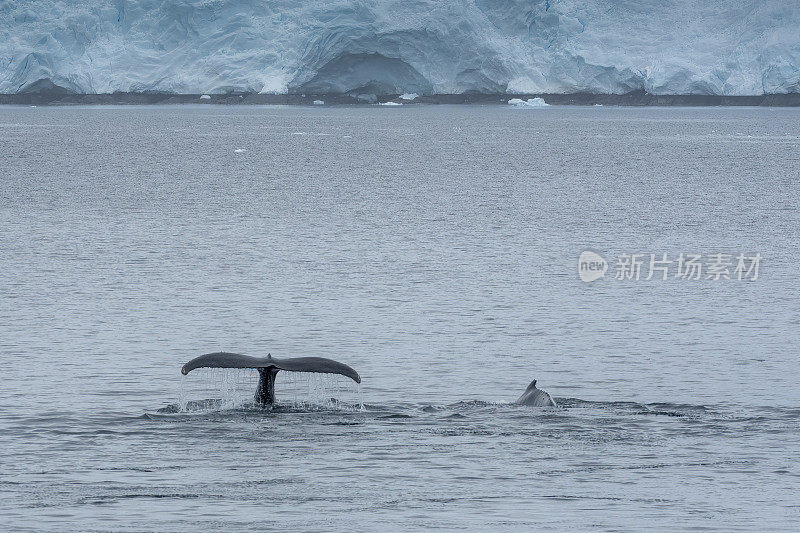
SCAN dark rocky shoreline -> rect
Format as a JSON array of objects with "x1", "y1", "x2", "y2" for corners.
[{"x1": 2, "y1": 89, "x2": 800, "y2": 106}]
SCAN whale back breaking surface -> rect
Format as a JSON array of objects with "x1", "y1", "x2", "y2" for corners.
[{"x1": 516, "y1": 382, "x2": 557, "y2": 407}]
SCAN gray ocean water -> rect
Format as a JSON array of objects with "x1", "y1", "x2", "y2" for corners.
[{"x1": 1, "y1": 104, "x2": 799, "y2": 531}]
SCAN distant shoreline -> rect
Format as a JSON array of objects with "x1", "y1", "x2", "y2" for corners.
[{"x1": 2, "y1": 90, "x2": 800, "y2": 107}]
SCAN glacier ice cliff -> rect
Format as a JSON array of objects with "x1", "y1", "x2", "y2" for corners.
[{"x1": 1, "y1": 0, "x2": 799, "y2": 96}]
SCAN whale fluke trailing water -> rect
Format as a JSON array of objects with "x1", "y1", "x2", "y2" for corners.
[
  {"x1": 181, "y1": 352, "x2": 361, "y2": 405},
  {"x1": 516, "y1": 380, "x2": 556, "y2": 407}
]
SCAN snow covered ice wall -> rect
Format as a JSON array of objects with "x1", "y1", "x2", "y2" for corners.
[{"x1": 1, "y1": 0, "x2": 799, "y2": 96}]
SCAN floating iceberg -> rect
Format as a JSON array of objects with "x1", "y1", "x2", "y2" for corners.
[
  {"x1": 313, "y1": 100, "x2": 325, "y2": 105},
  {"x1": 1, "y1": 0, "x2": 799, "y2": 96},
  {"x1": 399, "y1": 93, "x2": 419, "y2": 100},
  {"x1": 377, "y1": 101, "x2": 402, "y2": 106},
  {"x1": 508, "y1": 97, "x2": 550, "y2": 107}
]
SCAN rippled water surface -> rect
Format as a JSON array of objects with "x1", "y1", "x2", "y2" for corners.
[{"x1": 2, "y1": 104, "x2": 799, "y2": 531}]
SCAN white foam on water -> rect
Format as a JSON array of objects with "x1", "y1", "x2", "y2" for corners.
[
  {"x1": 276, "y1": 371, "x2": 362, "y2": 410},
  {"x1": 178, "y1": 368, "x2": 361, "y2": 411}
]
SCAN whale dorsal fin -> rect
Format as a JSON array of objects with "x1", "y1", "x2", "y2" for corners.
[{"x1": 527, "y1": 379, "x2": 538, "y2": 390}]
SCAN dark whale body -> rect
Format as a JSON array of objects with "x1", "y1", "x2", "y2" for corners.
[
  {"x1": 181, "y1": 353, "x2": 553, "y2": 408},
  {"x1": 516, "y1": 380, "x2": 556, "y2": 407},
  {"x1": 181, "y1": 352, "x2": 361, "y2": 405}
]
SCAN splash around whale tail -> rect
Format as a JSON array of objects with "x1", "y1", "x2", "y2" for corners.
[{"x1": 181, "y1": 352, "x2": 361, "y2": 405}]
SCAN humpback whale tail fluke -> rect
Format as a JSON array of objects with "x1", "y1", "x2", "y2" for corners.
[{"x1": 181, "y1": 352, "x2": 361, "y2": 405}]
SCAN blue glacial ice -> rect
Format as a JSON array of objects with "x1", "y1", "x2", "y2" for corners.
[
  {"x1": 508, "y1": 97, "x2": 549, "y2": 107},
  {"x1": 1, "y1": 0, "x2": 798, "y2": 95}
]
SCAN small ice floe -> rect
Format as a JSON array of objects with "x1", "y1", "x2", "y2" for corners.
[
  {"x1": 508, "y1": 97, "x2": 549, "y2": 107},
  {"x1": 234, "y1": 148, "x2": 246, "y2": 153},
  {"x1": 313, "y1": 100, "x2": 324, "y2": 105},
  {"x1": 377, "y1": 101, "x2": 402, "y2": 106},
  {"x1": 594, "y1": 103, "x2": 603, "y2": 107},
  {"x1": 399, "y1": 93, "x2": 418, "y2": 100},
  {"x1": 200, "y1": 94, "x2": 211, "y2": 100}
]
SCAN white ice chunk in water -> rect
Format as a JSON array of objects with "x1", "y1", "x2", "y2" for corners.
[
  {"x1": 508, "y1": 97, "x2": 550, "y2": 107},
  {"x1": 313, "y1": 100, "x2": 324, "y2": 105},
  {"x1": 200, "y1": 94, "x2": 211, "y2": 99},
  {"x1": 377, "y1": 101, "x2": 402, "y2": 106},
  {"x1": 399, "y1": 93, "x2": 418, "y2": 100},
  {"x1": 234, "y1": 148, "x2": 246, "y2": 153}
]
